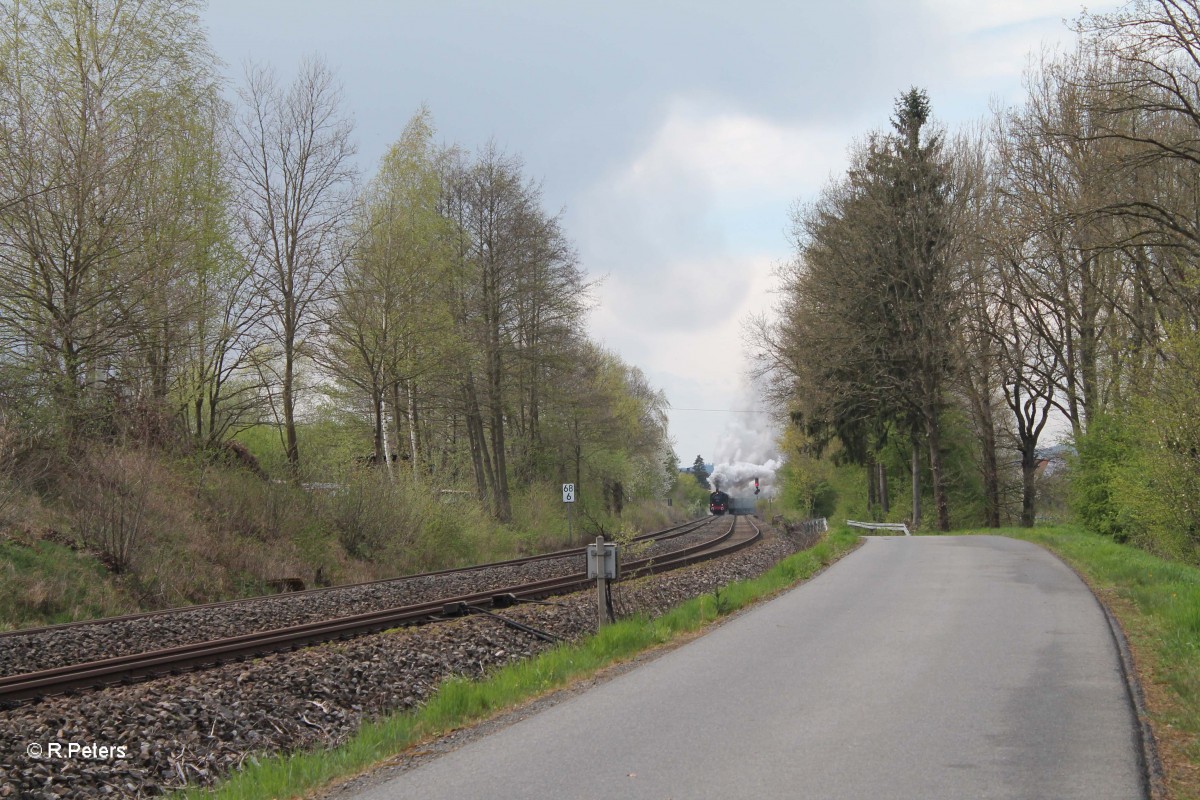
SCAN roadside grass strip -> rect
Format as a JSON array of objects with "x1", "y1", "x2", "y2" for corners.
[
  {"x1": 174, "y1": 527, "x2": 861, "y2": 800},
  {"x1": 972, "y1": 525, "x2": 1200, "y2": 799}
]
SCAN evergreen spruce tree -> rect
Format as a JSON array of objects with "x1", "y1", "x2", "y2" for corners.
[{"x1": 692, "y1": 455, "x2": 710, "y2": 489}]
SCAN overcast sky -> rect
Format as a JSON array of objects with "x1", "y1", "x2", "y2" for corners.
[{"x1": 203, "y1": 0, "x2": 1119, "y2": 468}]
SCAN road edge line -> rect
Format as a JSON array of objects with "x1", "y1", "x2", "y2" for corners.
[
  {"x1": 1096, "y1": 597, "x2": 1168, "y2": 800},
  {"x1": 1033, "y1": 542, "x2": 1167, "y2": 800}
]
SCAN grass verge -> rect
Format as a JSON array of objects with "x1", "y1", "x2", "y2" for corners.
[
  {"x1": 172, "y1": 526, "x2": 861, "y2": 800},
  {"x1": 964, "y1": 525, "x2": 1200, "y2": 800}
]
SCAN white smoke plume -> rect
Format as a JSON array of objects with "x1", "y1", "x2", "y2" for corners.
[{"x1": 709, "y1": 388, "x2": 782, "y2": 499}]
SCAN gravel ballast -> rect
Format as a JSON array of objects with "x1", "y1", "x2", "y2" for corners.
[
  {"x1": 0, "y1": 521, "x2": 817, "y2": 799},
  {"x1": 0, "y1": 525, "x2": 719, "y2": 678}
]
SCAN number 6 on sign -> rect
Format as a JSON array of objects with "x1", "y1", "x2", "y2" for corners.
[{"x1": 562, "y1": 483, "x2": 575, "y2": 503}]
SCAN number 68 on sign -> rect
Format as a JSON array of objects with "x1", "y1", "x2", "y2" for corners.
[{"x1": 562, "y1": 483, "x2": 575, "y2": 503}]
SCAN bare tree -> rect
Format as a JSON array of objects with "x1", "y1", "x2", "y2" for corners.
[
  {"x1": 995, "y1": 50, "x2": 1128, "y2": 440},
  {"x1": 438, "y1": 144, "x2": 584, "y2": 520},
  {"x1": 1079, "y1": 2, "x2": 1200, "y2": 249},
  {"x1": 179, "y1": 235, "x2": 268, "y2": 447},
  {"x1": 950, "y1": 128, "x2": 1005, "y2": 527},
  {"x1": 231, "y1": 56, "x2": 356, "y2": 470}
]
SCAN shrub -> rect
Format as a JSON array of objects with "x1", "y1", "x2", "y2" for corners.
[
  {"x1": 325, "y1": 472, "x2": 501, "y2": 575},
  {"x1": 65, "y1": 447, "x2": 183, "y2": 573},
  {"x1": 0, "y1": 419, "x2": 20, "y2": 527},
  {"x1": 1070, "y1": 412, "x2": 1140, "y2": 543},
  {"x1": 328, "y1": 472, "x2": 419, "y2": 560},
  {"x1": 777, "y1": 457, "x2": 838, "y2": 520}
]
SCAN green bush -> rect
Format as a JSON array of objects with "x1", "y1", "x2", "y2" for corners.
[
  {"x1": 508, "y1": 482, "x2": 577, "y2": 551},
  {"x1": 325, "y1": 471, "x2": 505, "y2": 575},
  {"x1": 1069, "y1": 412, "x2": 1138, "y2": 542},
  {"x1": 869, "y1": 409, "x2": 989, "y2": 529},
  {"x1": 1129, "y1": 329, "x2": 1200, "y2": 563},
  {"x1": 670, "y1": 474, "x2": 711, "y2": 518},
  {"x1": 778, "y1": 458, "x2": 837, "y2": 519}
]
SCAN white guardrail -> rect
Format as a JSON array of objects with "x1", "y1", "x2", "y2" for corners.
[{"x1": 846, "y1": 520, "x2": 911, "y2": 536}]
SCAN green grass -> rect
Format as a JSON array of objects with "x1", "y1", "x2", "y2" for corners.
[
  {"x1": 960, "y1": 524, "x2": 1200, "y2": 799},
  {"x1": 173, "y1": 527, "x2": 861, "y2": 800},
  {"x1": 0, "y1": 539, "x2": 137, "y2": 629}
]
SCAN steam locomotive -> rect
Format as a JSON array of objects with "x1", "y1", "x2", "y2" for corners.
[{"x1": 709, "y1": 490, "x2": 730, "y2": 515}]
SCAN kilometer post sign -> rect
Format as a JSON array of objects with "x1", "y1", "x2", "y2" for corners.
[{"x1": 563, "y1": 483, "x2": 575, "y2": 538}]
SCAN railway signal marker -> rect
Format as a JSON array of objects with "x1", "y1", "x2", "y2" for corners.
[{"x1": 563, "y1": 483, "x2": 575, "y2": 541}]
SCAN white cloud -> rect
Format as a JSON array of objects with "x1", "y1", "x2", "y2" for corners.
[
  {"x1": 587, "y1": 248, "x2": 781, "y2": 462},
  {"x1": 574, "y1": 97, "x2": 860, "y2": 281},
  {"x1": 918, "y1": 0, "x2": 1126, "y2": 85},
  {"x1": 575, "y1": 98, "x2": 857, "y2": 461},
  {"x1": 590, "y1": 253, "x2": 775, "y2": 376},
  {"x1": 920, "y1": 0, "x2": 1092, "y2": 35},
  {"x1": 942, "y1": 27, "x2": 1049, "y2": 82},
  {"x1": 618, "y1": 98, "x2": 852, "y2": 202}
]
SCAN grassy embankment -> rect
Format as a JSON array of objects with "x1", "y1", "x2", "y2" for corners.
[
  {"x1": 958, "y1": 525, "x2": 1200, "y2": 799},
  {"x1": 174, "y1": 526, "x2": 862, "y2": 800},
  {"x1": 0, "y1": 538, "x2": 139, "y2": 629},
  {"x1": 0, "y1": 480, "x2": 699, "y2": 630},
  {"x1": 0, "y1": 429, "x2": 705, "y2": 628}
]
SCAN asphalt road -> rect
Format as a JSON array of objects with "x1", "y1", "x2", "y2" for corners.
[{"x1": 347, "y1": 536, "x2": 1145, "y2": 799}]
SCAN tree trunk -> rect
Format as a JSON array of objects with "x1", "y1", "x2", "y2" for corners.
[
  {"x1": 528, "y1": 377, "x2": 540, "y2": 473},
  {"x1": 283, "y1": 348, "x2": 299, "y2": 470},
  {"x1": 372, "y1": 391, "x2": 386, "y2": 468},
  {"x1": 489, "y1": 395, "x2": 511, "y2": 521},
  {"x1": 1020, "y1": 443, "x2": 1038, "y2": 528},
  {"x1": 966, "y1": 370, "x2": 1001, "y2": 528},
  {"x1": 866, "y1": 452, "x2": 877, "y2": 515},
  {"x1": 207, "y1": 383, "x2": 221, "y2": 449},
  {"x1": 194, "y1": 397, "x2": 204, "y2": 446},
  {"x1": 970, "y1": 370, "x2": 1000, "y2": 528},
  {"x1": 573, "y1": 417, "x2": 582, "y2": 489},
  {"x1": 380, "y1": 397, "x2": 394, "y2": 481},
  {"x1": 911, "y1": 440, "x2": 922, "y2": 530},
  {"x1": 463, "y1": 378, "x2": 491, "y2": 503},
  {"x1": 407, "y1": 381, "x2": 420, "y2": 479},
  {"x1": 1078, "y1": 270, "x2": 1101, "y2": 432},
  {"x1": 486, "y1": 340, "x2": 511, "y2": 521},
  {"x1": 879, "y1": 463, "x2": 890, "y2": 515},
  {"x1": 926, "y1": 412, "x2": 950, "y2": 532},
  {"x1": 391, "y1": 381, "x2": 405, "y2": 460},
  {"x1": 980, "y1": 422, "x2": 1000, "y2": 528}
]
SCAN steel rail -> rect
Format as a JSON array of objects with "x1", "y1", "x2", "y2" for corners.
[
  {"x1": 0, "y1": 516, "x2": 760, "y2": 704},
  {"x1": 0, "y1": 517, "x2": 713, "y2": 640}
]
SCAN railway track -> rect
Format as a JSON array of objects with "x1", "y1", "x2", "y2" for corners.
[
  {"x1": 0, "y1": 515, "x2": 760, "y2": 705},
  {"x1": 0, "y1": 515, "x2": 712, "y2": 640},
  {"x1": 0, "y1": 516, "x2": 719, "y2": 679}
]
